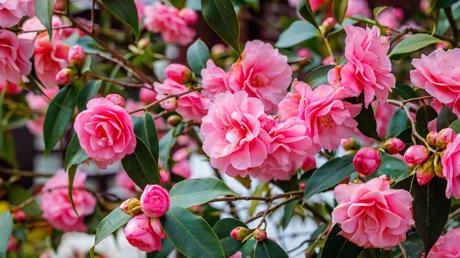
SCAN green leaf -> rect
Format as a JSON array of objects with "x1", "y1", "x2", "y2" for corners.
[
  {"x1": 0, "y1": 212, "x2": 12, "y2": 258},
  {"x1": 255, "y1": 239, "x2": 288, "y2": 258},
  {"x1": 170, "y1": 0, "x2": 186, "y2": 8},
  {"x1": 412, "y1": 177, "x2": 451, "y2": 253},
  {"x1": 415, "y1": 105, "x2": 438, "y2": 137},
  {"x1": 122, "y1": 136, "x2": 160, "y2": 189},
  {"x1": 387, "y1": 109, "x2": 409, "y2": 138},
  {"x1": 393, "y1": 84, "x2": 418, "y2": 100},
  {"x1": 201, "y1": 0, "x2": 241, "y2": 53},
  {"x1": 162, "y1": 207, "x2": 225, "y2": 258},
  {"x1": 434, "y1": 0, "x2": 459, "y2": 9},
  {"x1": 187, "y1": 39, "x2": 211, "y2": 76},
  {"x1": 449, "y1": 119, "x2": 460, "y2": 133},
  {"x1": 304, "y1": 155, "x2": 355, "y2": 200},
  {"x1": 390, "y1": 34, "x2": 442, "y2": 59},
  {"x1": 77, "y1": 80, "x2": 101, "y2": 112},
  {"x1": 280, "y1": 199, "x2": 299, "y2": 229},
  {"x1": 67, "y1": 165, "x2": 79, "y2": 215},
  {"x1": 355, "y1": 103, "x2": 381, "y2": 141},
  {"x1": 375, "y1": 154, "x2": 408, "y2": 180},
  {"x1": 275, "y1": 21, "x2": 319, "y2": 48},
  {"x1": 298, "y1": 1, "x2": 320, "y2": 30},
  {"x1": 44, "y1": 85, "x2": 77, "y2": 154},
  {"x1": 34, "y1": 0, "x2": 56, "y2": 39},
  {"x1": 6, "y1": 186, "x2": 41, "y2": 216},
  {"x1": 303, "y1": 65, "x2": 335, "y2": 88},
  {"x1": 322, "y1": 225, "x2": 362, "y2": 258},
  {"x1": 133, "y1": 112, "x2": 159, "y2": 162},
  {"x1": 392, "y1": 175, "x2": 415, "y2": 191},
  {"x1": 99, "y1": 0, "x2": 140, "y2": 40},
  {"x1": 159, "y1": 125, "x2": 185, "y2": 170},
  {"x1": 91, "y1": 208, "x2": 131, "y2": 256},
  {"x1": 437, "y1": 107, "x2": 458, "y2": 131},
  {"x1": 64, "y1": 134, "x2": 88, "y2": 171},
  {"x1": 213, "y1": 218, "x2": 247, "y2": 256},
  {"x1": 333, "y1": 0, "x2": 348, "y2": 24},
  {"x1": 170, "y1": 178, "x2": 235, "y2": 208}
]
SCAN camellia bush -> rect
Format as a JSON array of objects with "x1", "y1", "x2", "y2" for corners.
[{"x1": 3, "y1": 0, "x2": 460, "y2": 257}]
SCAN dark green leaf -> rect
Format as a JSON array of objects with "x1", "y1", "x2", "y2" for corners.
[
  {"x1": 77, "y1": 80, "x2": 101, "y2": 112},
  {"x1": 393, "y1": 84, "x2": 418, "y2": 100},
  {"x1": 392, "y1": 175, "x2": 415, "y2": 191},
  {"x1": 321, "y1": 224, "x2": 362, "y2": 258},
  {"x1": 450, "y1": 119, "x2": 460, "y2": 133},
  {"x1": 170, "y1": 178, "x2": 235, "y2": 208},
  {"x1": 275, "y1": 21, "x2": 319, "y2": 48},
  {"x1": 390, "y1": 34, "x2": 441, "y2": 59},
  {"x1": 280, "y1": 199, "x2": 299, "y2": 228},
  {"x1": 50, "y1": 229, "x2": 63, "y2": 252},
  {"x1": 213, "y1": 218, "x2": 247, "y2": 256},
  {"x1": 0, "y1": 212, "x2": 12, "y2": 258},
  {"x1": 99, "y1": 0, "x2": 139, "y2": 40},
  {"x1": 6, "y1": 185, "x2": 41, "y2": 216},
  {"x1": 387, "y1": 109, "x2": 409, "y2": 138},
  {"x1": 162, "y1": 207, "x2": 225, "y2": 258},
  {"x1": 303, "y1": 65, "x2": 335, "y2": 88},
  {"x1": 255, "y1": 239, "x2": 288, "y2": 258},
  {"x1": 147, "y1": 239, "x2": 174, "y2": 258},
  {"x1": 434, "y1": 0, "x2": 459, "y2": 9},
  {"x1": 64, "y1": 134, "x2": 88, "y2": 171},
  {"x1": 437, "y1": 107, "x2": 458, "y2": 131},
  {"x1": 375, "y1": 154, "x2": 408, "y2": 180},
  {"x1": 333, "y1": 0, "x2": 348, "y2": 24},
  {"x1": 133, "y1": 112, "x2": 159, "y2": 162},
  {"x1": 415, "y1": 105, "x2": 438, "y2": 137},
  {"x1": 412, "y1": 177, "x2": 451, "y2": 252},
  {"x1": 201, "y1": 0, "x2": 241, "y2": 53},
  {"x1": 304, "y1": 155, "x2": 355, "y2": 200},
  {"x1": 67, "y1": 165, "x2": 79, "y2": 215},
  {"x1": 92, "y1": 208, "x2": 131, "y2": 251},
  {"x1": 298, "y1": 1, "x2": 320, "y2": 30},
  {"x1": 187, "y1": 39, "x2": 211, "y2": 75},
  {"x1": 34, "y1": 0, "x2": 56, "y2": 39},
  {"x1": 355, "y1": 104, "x2": 381, "y2": 140},
  {"x1": 44, "y1": 85, "x2": 77, "y2": 154}
]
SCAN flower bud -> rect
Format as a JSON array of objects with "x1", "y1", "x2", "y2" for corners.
[
  {"x1": 230, "y1": 226, "x2": 250, "y2": 241},
  {"x1": 179, "y1": 9, "x2": 198, "y2": 25},
  {"x1": 55, "y1": 68, "x2": 74, "y2": 85},
  {"x1": 353, "y1": 147, "x2": 382, "y2": 176},
  {"x1": 253, "y1": 229, "x2": 267, "y2": 241},
  {"x1": 125, "y1": 214, "x2": 164, "y2": 252},
  {"x1": 302, "y1": 156, "x2": 316, "y2": 172},
  {"x1": 159, "y1": 170, "x2": 170, "y2": 184},
  {"x1": 211, "y1": 44, "x2": 227, "y2": 57},
  {"x1": 120, "y1": 198, "x2": 142, "y2": 216},
  {"x1": 164, "y1": 64, "x2": 192, "y2": 84},
  {"x1": 320, "y1": 17, "x2": 335, "y2": 35},
  {"x1": 162, "y1": 97, "x2": 177, "y2": 111},
  {"x1": 416, "y1": 158, "x2": 434, "y2": 186},
  {"x1": 150, "y1": 217, "x2": 166, "y2": 238},
  {"x1": 426, "y1": 131, "x2": 438, "y2": 146},
  {"x1": 383, "y1": 138, "x2": 405, "y2": 154},
  {"x1": 167, "y1": 115, "x2": 182, "y2": 126},
  {"x1": 297, "y1": 48, "x2": 312, "y2": 59},
  {"x1": 106, "y1": 93, "x2": 126, "y2": 107},
  {"x1": 342, "y1": 138, "x2": 359, "y2": 151},
  {"x1": 12, "y1": 210, "x2": 27, "y2": 222},
  {"x1": 299, "y1": 183, "x2": 306, "y2": 190},
  {"x1": 137, "y1": 37, "x2": 150, "y2": 50},
  {"x1": 140, "y1": 184, "x2": 170, "y2": 218},
  {"x1": 433, "y1": 153, "x2": 443, "y2": 178},
  {"x1": 404, "y1": 145, "x2": 429, "y2": 165},
  {"x1": 68, "y1": 45, "x2": 86, "y2": 65},
  {"x1": 436, "y1": 128, "x2": 455, "y2": 149}
]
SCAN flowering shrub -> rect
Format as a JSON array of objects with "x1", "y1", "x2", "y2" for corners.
[{"x1": 2, "y1": 0, "x2": 460, "y2": 257}]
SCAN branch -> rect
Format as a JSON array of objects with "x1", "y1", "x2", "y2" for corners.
[
  {"x1": 87, "y1": 72, "x2": 146, "y2": 88},
  {"x1": 245, "y1": 196, "x2": 301, "y2": 224},
  {"x1": 444, "y1": 6, "x2": 459, "y2": 45}
]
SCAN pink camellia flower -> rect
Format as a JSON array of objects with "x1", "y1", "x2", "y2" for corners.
[
  {"x1": 125, "y1": 214, "x2": 165, "y2": 252},
  {"x1": 68, "y1": 45, "x2": 85, "y2": 66},
  {"x1": 140, "y1": 184, "x2": 170, "y2": 218},
  {"x1": 404, "y1": 145, "x2": 429, "y2": 166},
  {"x1": 442, "y1": 134, "x2": 460, "y2": 198},
  {"x1": 0, "y1": 0, "x2": 34, "y2": 28},
  {"x1": 164, "y1": 64, "x2": 192, "y2": 84},
  {"x1": 353, "y1": 147, "x2": 382, "y2": 176},
  {"x1": 428, "y1": 227, "x2": 460, "y2": 257},
  {"x1": 34, "y1": 33, "x2": 69, "y2": 88},
  {"x1": 340, "y1": 25, "x2": 395, "y2": 107},
  {"x1": 345, "y1": 0, "x2": 371, "y2": 18},
  {"x1": 40, "y1": 170, "x2": 96, "y2": 232},
  {"x1": 201, "y1": 60, "x2": 231, "y2": 98},
  {"x1": 172, "y1": 148, "x2": 191, "y2": 178},
  {"x1": 332, "y1": 176, "x2": 414, "y2": 249},
  {"x1": 144, "y1": 3, "x2": 197, "y2": 46},
  {"x1": 410, "y1": 48, "x2": 460, "y2": 116},
  {"x1": 116, "y1": 170, "x2": 141, "y2": 197},
  {"x1": 375, "y1": 103, "x2": 398, "y2": 138},
  {"x1": 229, "y1": 40, "x2": 292, "y2": 113},
  {"x1": 377, "y1": 7, "x2": 405, "y2": 29},
  {"x1": 74, "y1": 95, "x2": 136, "y2": 169},
  {"x1": 0, "y1": 30, "x2": 33, "y2": 84},
  {"x1": 201, "y1": 91, "x2": 271, "y2": 177},
  {"x1": 0, "y1": 81, "x2": 22, "y2": 95},
  {"x1": 278, "y1": 81, "x2": 361, "y2": 151},
  {"x1": 139, "y1": 86, "x2": 157, "y2": 104}
]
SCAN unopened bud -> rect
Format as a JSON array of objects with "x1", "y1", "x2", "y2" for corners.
[
  {"x1": 416, "y1": 157, "x2": 434, "y2": 186},
  {"x1": 437, "y1": 128, "x2": 455, "y2": 149},
  {"x1": 433, "y1": 153, "x2": 443, "y2": 178},
  {"x1": 353, "y1": 147, "x2": 381, "y2": 176},
  {"x1": 342, "y1": 138, "x2": 359, "y2": 151},
  {"x1": 68, "y1": 45, "x2": 86, "y2": 66},
  {"x1": 162, "y1": 97, "x2": 177, "y2": 111},
  {"x1": 167, "y1": 115, "x2": 182, "y2": 126},
  {"x1": 120, "y1": 198, "x2": 142, "y2": 216},
  {"x1": 106, "y1": 93, "x2": 126, "y2": 107},
  {"x1": 211, "y1": 44, "x2": 227, "y2": 57},
  {"x1": 253, "y1": 228, "x2": 267, "y2": 241},
  {"x1": 404, "y1": 145, "x2": 429, "y2": 165},
  {"x1": 320, "y1": 17, "x2": 335, "y2": 35},
  {"x1": 137, "y1": 37, "x2": 150, "y2": 49},
  {"x1": 230, "y1": 227, "x2": 250, "y2": 241},
  {"x1": 164, "y1": 64, "x2": 192, "y2": 84},
  {"x1": 55, "y1": 68, "x2": 74, "y2": 85},
  {"x1": 383, "y1": 138, "x2": 405, "y2": 154},
  {"x1": 12, "y1": 210, "x2": 26, "y2": 222},
  {"x1": 426, "y1": 131, "x2": 438, "y2": 147}
]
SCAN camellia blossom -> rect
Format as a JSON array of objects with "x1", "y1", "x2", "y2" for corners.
[
  {"x1": 345, "y1": 0, "x2": 371, "y2": 18},
  {"x1": 144, "y1": 3, "x2": 197, "y2": 46},
  {"x1": 125, "y1": 214, "x2": 165, "y2": 252},
  {"x1": 139, "y1": 86, "x2": 157, "y2": 104},
  {"x1": 140, "y1": 184, "x2": 170, "y2": 218},
  {"x1": 428, "y1": 227, "x2": 460, "y2": 257},
  {"x1": 442, "y1": 134, "x2": 460, "y2": 199},
  {"x1": 229, "y1": 40, "x2": 292, "y2": 113},
  {"x1": 40, "y1": 170, "x2": 96, "y2": 232},
  {"x1": 332, "y1": 176, "x2": 414, "y2": 249},
  {"x1": 0, "y1": 30, "x2": 33, "y2": 84},
  {"x1": 376, "y1": 7, "x2": 404, "y2": 29},
  {"x1": 74, "y1": 94, "x2": 136, "y2": 169},
  {"x1": 278, "y1": 81, "x2": 361, "y2": 151},
  {"x1": 201, "y1": 91, "x2": 271, "y2": 178},
  {"x1": 0, "y1": 0, "x2": 35, "y2": 28},
  {"x1": 340, "y1": 25, "x2": 395, "y2": 107},
  {"x1": 410, "y1": 48, "x2": 460, "y2": 116},
  {"x1": 201, "y1": 60, "x2": 231, "y2": 98}
]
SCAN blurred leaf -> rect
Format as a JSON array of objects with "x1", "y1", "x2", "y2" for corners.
[
  {"x1": 355, "y1": 103, "x2": 381, "y2": 140},
  {"x1": 187, "y1": 39, "x2": 211, "y2": 75},
  {"x1": 434, "y1": 0, "x2": 459, "y2": 9},
  {"x1": 170, "y1": 178, "x2": 235, "y2": 208},
  {"x1": 333, "y1": 0, "x2": 348, "y2": 24},
  {"x1": 0, "y1": 131, "x2": 16, "y2": 167},
  {"x1": 170, "y1": 0, "x2": 186, "y2": 8},
  {"x1": 321, "y1": 225, "x2": 362, "y2": 258},
  {"x1": 147, "y1": 239, "x2": 174, "y2": 258},
  {"x1": 280, "y1": 199, "x2": 299, "y2": 228},
  {"x1": 201, "y1": 0, "x2": 241, "y2": 53},
  {"x1": 449, "y1": 119, "x2": 460, "y2": 133},
  {"x1": 437, "y1": 106, "x2": 458, "y2": 131},
  {"x1": 0, "y1": 212, "x2": 12, "y2": 258},
  {"x1": 162, "y1": 207, "x2": 225, "y2": 258},
  {"x1": 64, "y1": 134, "x2": 88, "y2": 171},
  {"x1": 373, "y1": 6, "x2": 388, "y2": 18},
  {"x1": 50, "y1": 229, "x2": 63, "y2": 252},
  {"x1": 387, "y1": 109, "x2": 409, "y2": 138},
  {"x1": 255, "y1": 239, "x2": 288, "y2": 258},
  {"x1": 303, "y1": 65, "x2": 335, "y2": 88},
  {"x1": 213, "y1": 218, "x2": 247, "y2": 256},
  {"x1": 415, "y1": 105, "x2": 438, "y2": 137},
  {"x1": 6, "y1": 185, "x2": 41, "y2": 216},
  {"x1": 77, "y1": 80, "x2": 101, "y2": 112},
  {"x1": 34, "y1": 0, "x2": 56, "y2": 39},
  {"x1": 100, "y1": 0, "x2": 140, "y2": 40},
  {"x1": 67, "y1": 165, "x2": 79, "y2": 215},
  {"x1": 390, "y1": 34, "x2": 441, "y2": 59},
  {"x1": 133, "y1": 112, "x2": 159, "y2": 162},
  {"x1": 374, "y1": 154, "x2": 408, "y2": 180},
  {"x1": 298, "y1": 1, "x2": 320, "y2": 30},
  {"x1": 392, "y1": 175, "x2": 415, "y2": 191},
  {"x1": 393, "y1": 84, "x2": 418, "y2": 100},
  {"x1": 276, "y1": 21, "x2": 319, "y2": 48}
]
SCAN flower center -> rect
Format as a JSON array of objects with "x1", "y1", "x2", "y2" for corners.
[
  {"x1": 251, "y1": 73, "x2": 270, "y2": 87},
  {"x1": 318, "y1": 116, "x2": 335, "y2": 128}
]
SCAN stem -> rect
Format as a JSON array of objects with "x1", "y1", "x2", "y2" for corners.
[
  {"x1": 245, "y1": 196, "x2": 301, "y2": 224},
  {"x1": 205, "y1": 191, "x2": 303, "y2": 204},
  {"x1": 87, "y1": 72, "x2": 145, "y2": 88},
  {"x1": 0, "y1": 167, "x2": 52, "y2": 178},
  {"x1": 444, "y1": 7, "x2": 459, "y2": 45},
  {"x1": 323, "y1": 36, "x2": 335, "y2": 63}
]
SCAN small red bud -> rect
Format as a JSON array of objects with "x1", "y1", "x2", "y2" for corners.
[
  {"x1": 167, "y1": 115, "x2": 182, "y2": 126},
  {"x1": 120, "y1": 198, "x2": 142, "y2": 216},
  {"x1": 253, "y1": 229, "x2": 267, "y2": 241},
  {"x1": 230, "y1": 227, "x2": 250, "y2": 241},
  {"x1": 437, "y1": 128, "x2": 455, "y2": 149},
  {"x1": 353, "y1": 147, "x2": 381, "y2": 176},
  {"x1": 426, "y1": 131, "x2": 438, "y2": 146},
  {"x1": 383, "y1": 138, "x2": 405, "y2": 154},
  {"x1": 404, "y1": 145, "x2": 429, "y2": 165},
  {"x1": 55, "y1": 68, "x2": 74, "y2": 85}
]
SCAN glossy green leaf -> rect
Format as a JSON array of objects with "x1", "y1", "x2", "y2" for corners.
[
  {"x1": 304, "y1": 155, "x2": 355, "y2": 200},
  {"x1": 67, "y1": 165, "x2": 79, "y2": 215},
  {"x1": 34, "y1": 0, "x2": 56, "y2": 39},
  {"x1": 64, "y1": 134, "x2": 88, "y2": 171},
  {"x1": 333, "y1": 0, "x2": 348, "y2": 24},
  {"x1": 133, "y1": 112, "x2": 159, "y2": 162},
  {"x1": 449, "y1": 119, "x2": 460, "y2": 133},
  {"x1": 187, "y1": 39, "x2": 211, "y2": 75},
  {"x1": 44, "y1": 85, "x2": 77, "y2": 154},
  {"x1": 392, "y1": 175, "x2": 415, "y2": 191},
  {"x1": 355, "y1": 103, "x2": 381, "y2": 141},
  {"x1": 255, "y1": 239, "x2": 288, "y2": 258},
  {"x1": 0, "y1": 212, "x2": 12, "y2": 258},
  {"x1": 415, "y1": 105, "x2": 438, "y2": 137},
  {"x1": 281, "y1": 199, "x2": 299, "y2": 228},
  {"x1": 390, "y1": 34, "x2": 441, "y2": 59},
  {"x1": 99, "y1": 0, "x2": 140, "y2": 40},
  {"x1": 275, "y1": 21, "x2": 319, "y2": 48},
  {"x1": 213, "y1": 218, "x2": 247, "y2": 256},
  {"x1": 393, "y1": 84, "x2": 418, "y2": 100},
  {"x1": 303, "y1": 65, "x2": 335, "y2": 88},
  {"x1": 170, "y1": 178, "x2": 235, "y2": 208},
  {"x1": 162, "y1": 207, "x2": 225, "y2": 258},
  {"x1": 375, "y1": 154, "x2": 408, "y2": 180},
  {"x1": 77, "y1": 80, "x2": 101, "y2": 112},
  {"x1": 322, "y1": 225, "x2": 362, "y2": 258},
  {"x1": 437, "y1": 107, "x2": 457, "y2": 131},
  {"x1": 201, "y1": 0, "x2": 241, "y2": 53},
  {"x1": 387, "y1": 109, "x2": 409, "y2": 138},
  {"x1": 298, "y1": 1, "x2": 320, "y2": 30},
  {"x1": 159, "y1": 124, "x2": 185, "y2": 170}
]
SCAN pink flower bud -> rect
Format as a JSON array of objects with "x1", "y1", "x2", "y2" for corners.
[
  {"x1": 416, "y1": 158, "x2": 434, "y2": 186},
  {"x1": 211, "y1": 44, "x2": 227, "y2": 57},
  {"x1": 159, "y1": 170, "x2": 170, "y2": 184},
  {"x1": 179, "y1": 9, "x2": 198, "y2": 25},
  {"x1": 383, "y1": 138, "x2": 405, "y2": 154},
  {"x1": 55, "y1": 68, "x2": 74, "y2": 85},
  {"x1": 353, "y1": 147, "x2": 382, "y2": 176},
  {"x1": 342, "y1": 138, "x2": 359, "y2": 151},
  {"x1": 139, "y1": 86, "x2": 157, "y2": 104},
  {"x1": 230, "y1": 226, "x2": 250, "y2": 241},
  {"x1": 253, "y1": 229, "x2": 267, "y2": 241},
  {"x1": 162, "y1": 97, "x2": 177, "y2": 111},
  {"x1": 68, "y1": 45, "x2": 86, "y2": 65},
  {"x1": 12, "y1": 210, "x2": 27, "y2": 222},
  {"x1": 150, "y1": 217, "x2": 166, "y2": 238},
  {"x1": 302, "y1": 156, "x2": 316, "y2": 172},
  {"x1": 125, "y1": 214, "x2": 164, "y2": 252},
  {"x1": 167, "y1": 114, "x2": 182, "y2": 126},
  {"x1": 299, "y1": 183, "x2": 306, "y2": 190},
  {"x1": 297, "y1": 48, "x2": 312, "y2": 59},
  {"x1": 7, "y1": 236, "x2": 17, "y2": 252},
  {"x1": 120, "y1": 198, "x2": 142, "y2": 216},
  {"x1": 164, "y1": 64, "x2": 192, "y2": 84},
  {"x1": 404, "y1": 145, "x2": 429, "y2": 165},
  {"x1": 105, "y1": 94, "x2": 126, "y2": 107},
  {"x1": 437, "y1": 128, "x2": 455, "y2": 149},
  {"x1": 140, "y1": 185, "x2": 170, "y2": 218},
  {"x1": 426, "y1": 131, "x2": 438, "y2": 146}
]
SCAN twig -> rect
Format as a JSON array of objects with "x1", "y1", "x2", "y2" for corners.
[
  {"x1": 399, "y1": 243, "x2": 408, "y2": 258},
  {"x1": 87, "y1": 72, "x2": 145, "y2": 88},
  {"x1": 245, "y1": 196, "x2": 300, "y2": 224},
  {"x1": 444, "y1": 7, "x2": 459, "y2": 45},
  {"x1": 205, "y1": 191, "x2": 303, "y2": 204},
  {"x1": 0, "y1": 167, "x2": 53, "y2": 178}
]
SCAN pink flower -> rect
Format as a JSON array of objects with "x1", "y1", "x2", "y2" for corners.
[
  {"x1": 0, "y1": 0, "x2": 34, "y2": 28},
  {"x1": 40, "y1": 170, "x2": 96, "y2": 232},
  {"x1": 428, "y1": 227, "x2": 460, "y2": 257},
  {"x1": 135, "y1": 0, "x2": 144, "y2": 22},
  {"x1": 0, "y1": 30, "x2": 33, "y2": 84},
  {"x1": 278, "y1": 81, "x2": 361, "y2": 151},
  {"x1": 74, "y1": 94, "x2": 136, "y2": 169},
  {"x1": 68, "y1": 45, "x2": 85, "y2": 65},
  {"x1": 55, "y1": 68, "x2": 74, "y2": 85},
  {"x1": 375, "y1": 103, "x2": 398, "y2": 138},
  {"x1": 172, "y1": 160, "x2": 191, "y2": 179},
  {"x1": 201, "y1": 91, "x2": 271, "y2": 178},
  {"x1": 144, "y1": 3, "x2": 197, "y2": 46},
  {"x1": 437, "y1": 128, "x2": 455, "y2": 149},
  {"x1": 164, "y1": 64, "x2": 192, "y2": 84},
  {"x1": 229, "y1": 40, "x2": 292, "y2": 113},
  {"x1": 410, "y1": 48, "x2": 460, "y2": 116},
  {"x1": 404, "y1": 145, "x2": 429, "y2": 166},
  {"x1": 201, "y1": 60, "x2": 231, "y2": 98},
  {"x1": 442, "y1": 134, "x2": 460, "y2": 198},
  {"x1": 302, "y1": 155, "x2": 316, "y2": 171},
  {"x1": 139, "y1": 86, "x2": 157, "y2": 104},
  {"x1": 289, "y1": 0, "x2": 326, "y2": 11},
  {"x1": 125, "y1": 214, "x2": 165, "y2": 252},
  {"x1": 140, "y1": 184, "x2": 170, "y2": 218},
  {"x1": 340, "y1": 25, "x2": 395, "y2": 107},
  {"x1": 353, "y1": 147, "x2": 381, "y2": 176},
  {"x1": 377, "y1": 7, "x2": 404, "y2": 29},
  {"x1": 116, "y1": 170, "x2": 141, "y2": 197},
  {"x1": 34, "y1": 33, "x2": 69, "y2": 88},
  {"x1": 383, "y1": 138, "x2": 405, "y2": 154},
  {"x1": 0, "y1": 81, "x2": 21, "y2": 95},
  {"x1": 345, "y1": 0, "x2": 371, "y2": 18},
  {"x1": 332, "y1": 176, "x2": 414, "y2": 249}
]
